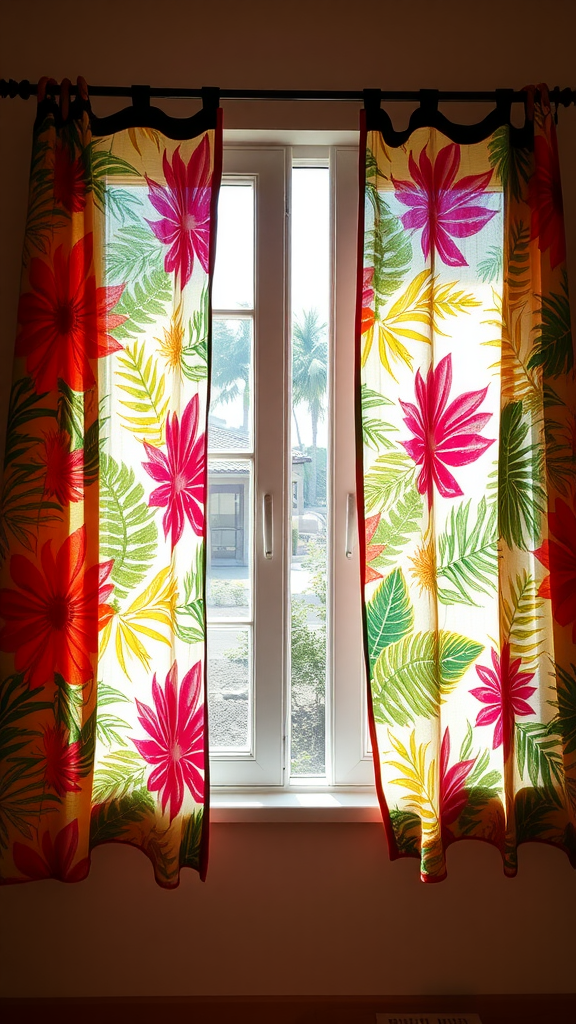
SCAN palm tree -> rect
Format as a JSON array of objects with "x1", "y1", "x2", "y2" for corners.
[
  {"x1": 292, "y1": 309, "x2": 327, "y2": 506},
  {"x1": 211, "y1": 318, "x2": 251, "y2": 432}
]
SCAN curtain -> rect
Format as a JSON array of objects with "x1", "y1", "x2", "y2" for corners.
[
  {"x1": 358, "y1": 86, "x2": 576, "y2": 880},
  {"x1": 0, "y1": 78, "x2": 222, "y2": 887}
]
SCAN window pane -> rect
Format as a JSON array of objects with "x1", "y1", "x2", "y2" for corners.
[
  {"x1": 212, "y1": 182, "x2": 254, "y2": 310},
  {"x1": 209, "y1": 317, "x2": 253, "y2": 451},
  {"x1": 207, "y1": 626, "x2": 252, "y2": 752},
  {"x1": 290, "y1": 166, "x2": 330, "y2": 777},
  {"x1": 206, "y1": 464, "x2": 252, "y2": 620}
]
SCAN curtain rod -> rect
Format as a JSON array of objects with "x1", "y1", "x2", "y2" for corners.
[{"x1": 1, "y1": 80, "x2": 575, "y2": 106}]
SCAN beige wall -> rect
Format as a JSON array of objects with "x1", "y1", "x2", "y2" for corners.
[{"x1": 1, "y1": 0, "x2": 576, "y2": 999}]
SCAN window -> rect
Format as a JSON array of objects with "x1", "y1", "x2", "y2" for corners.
[{"x1": 208, "y1": 135, "x2": 373, "y2": 789}]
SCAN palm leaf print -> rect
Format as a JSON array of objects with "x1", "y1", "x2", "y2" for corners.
[
  {"x1": 436, "y1": 497, "x2": 498, "y2": 606},
  {"x1": 493, "y1": 401, "x2": 546, "y2": 549},
  {"x1": 505, "y1": 220, "x2": 531, "y2": 302},
  {"x1": 110, "y1": 270, "x2": 172, "y2": 342},
  {"x1": 180, "y1": 811, "x2": 204, "y2": 869},
  {"x1": 366, "y1": 568, "x2": 413, "y2": 669},
  {"x1": 369, "y1": 488, "x2": 423, "y2": 569},
  {"x1": 372, "y1": 631, "x2": 483, "y2": 727},
  {"x1": 515, "y1": 722, "x2": 564, "y2": 807},
  {"x1": 500, "y1": 571, "x2": 544, "y2": 669},
  {"x1": 363, "y1": 451, "x2": 416, "y2": 514},
  {"x1": 363, "y1": 269, "x2": 479, "y2": 375},
  {"x1": 386, "y1": 730, "x2": 438, "y2": 825},
  {"x1": 482, "y1": 291, "x2": 540, "y2": 411},
  {"x1": 115, "y1": 343, "x2": 170, "y2": 445},
  {"x1": 487, "y1": 128, "x2": 531, "y2": 202},
  {"x1": 528, "y1": 270, "x2": 573, "y2": 378},
  {"x1": 175, "y1": 545, "x2": 205, "y2": 645},
  {"x1": 549, "y1": 663, "x2": 576, "y2": 756},
  {"x1": 106, "y1": 225, "x2": 164, "y2": 284},
  {"x1": 92, "y1": 750, "x2": 147, "y2": 803},
  {"x1": 22, "y1": 134, "x2": 69, "y2": 266},
  {"x1": 477, "y1": 246, "x2": 502, "y2": 284},
  {"x1": 100, "y1": 454, "x2": 158, "y2": 600},
  {"x1": 365, "y1": 170, "x2": 412, "y2": 307},
  {"x1": 90, "y1": 790, "x2": 155, "y2": 845},
  {"x1": 361, "y1": 385, "x2": 397, "y2": 451},
  {"x1": 100, "y1": 567, "x2": 177, "y2": 678}
]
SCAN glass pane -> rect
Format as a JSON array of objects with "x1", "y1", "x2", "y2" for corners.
[
  {"x1": 290, "y1": 166, "x2": 330, "y2": 777},
  {"x1": 209, "y1": 317, "x2": 253, "y2": 451},
  {"x1": 207, "y1": 627, "x2": 251, "y2": 752},
  {"x1": 212, "y1": 182, "x2": 254, "y2": 310},
  {"x1": 206, "y1": 464, "x2": 252, "y2": 619}
]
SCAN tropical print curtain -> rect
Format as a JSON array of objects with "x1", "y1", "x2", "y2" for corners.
[
  {"x1": 358, "y1": 86, "x2": 576, "y2": 880},
  {"x1": 0, "y1": 79, "x2": 221, "y2": 887}
]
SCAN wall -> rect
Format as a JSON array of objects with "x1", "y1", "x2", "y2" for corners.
[{"x1": 1, "y1": 0, "x2": 576, "y2": 999}]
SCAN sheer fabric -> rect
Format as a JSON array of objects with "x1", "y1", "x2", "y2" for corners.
[
  {"x1": 358, "y1": 86, "x2": 576, "y2": 880},
  {"x1": 0, "y1": 79, "x2": 221, "y2": 887}
]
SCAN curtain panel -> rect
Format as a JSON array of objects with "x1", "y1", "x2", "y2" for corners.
[
  {"x1": 358, "y1": 86, "x2": 576, "y2": 880},
  {"x1": 0, "y1": 79, "x2": 222, "y2": 887}
]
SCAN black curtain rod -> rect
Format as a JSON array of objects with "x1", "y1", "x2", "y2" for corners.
[{"x1": 1, "y1": 79, "x2": 575, "y2": 106}]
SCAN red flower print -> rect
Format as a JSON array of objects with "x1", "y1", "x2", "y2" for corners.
[
  {"x1": 143, "y1": 393, "x2": 205, "y2": 547},
  {"x1": 534, "y1": 495, "x2": 576, "y2": 641},
  {"x1": 132, "y1": 660, "x2": 205, "y2": 820},
  {"x1": 53, "y1": 141, "x2": 86, "y2": 213},
  {"x1": 392, "y1": 143, "x2": 497, "y2": 267},
  {"x1": 40, "y1": 724, "x2": 82, "y2": 796},
  {"x1": 146, "y1": 136, "x2": 212, "y2": 288},
  {"x1": 0, "y1": 526, "x2": 114, "y2": 689},
  {"x1": 439, "y1": 727, "x2": 475, "y2": 826},
  {"x1": 13, "y1": 819, "x2": 89, "y2": 882},
  {"x1": 361, "y1": 267, "x2": 376, "y2": 334},
  {"x1": 529, "y1": 133, "x2": 566, "y2": 269},
  {"x1": 16, "y1": 233, "x2": 125, "y2": 393},
  {"x1": 365, "y1": 513, "x2": 385, "y2": 584},
  {"x1": 400, "y1": 353, "x2": 494, "y2": 508},
  {"x1": 471, "y1": 644, "x2": 536, "y2": 760},
  {"x1": 38, "y1": 430, "x2": 84, "y2": 505}
]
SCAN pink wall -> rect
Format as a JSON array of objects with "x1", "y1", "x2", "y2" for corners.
[{"x1": 1, "y1": 0, "x2": 576, "y2": 998}]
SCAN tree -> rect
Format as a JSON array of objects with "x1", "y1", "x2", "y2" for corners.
[
  {"x1": 211, "y1": 319, "x2": 251, "y2": 432},
  {"x1": 292, "y1": 309, "x2": 327, "y2": 506}
]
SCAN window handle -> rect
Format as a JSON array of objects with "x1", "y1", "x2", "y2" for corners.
[
  {"x1": 345, "y1": 493, "x2": 356, "y2": 558},
  {"x1": 263, "y1": 493, "x2": 273, "y2": 559}
]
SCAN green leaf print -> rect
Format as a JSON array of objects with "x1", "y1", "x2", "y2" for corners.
[
  {"x1": 115, "y1": 342, "x2": 170, "y2": 445},
  {"x1": 389, "y1": 808, "x2": 420, "y2": 855},
  {"x1": 90, "y1": 789, "x2": 155, "y2": 845},
  {"x1": 180, "y1": 811, "x2": 204, "y2": 869},
  {"x1": 100, "y1": 454, "x2": 158, "y2": 601},
  {"x1": 92, "y1": 750, "x2": 147, "y2": 803},
  {"x1": 515, "y1": 722, "x2": 564, "y2": 807},
  {"x1": 106, "y1": 225, "x2": 164, "y2": 285},
  {"x1": 487, "y1": 127, "x2": 531, "y2": 202},
  {"x1": 365, "y1": 159, "x2": 412, "y2": 310},
  {"x1": 372, "y1": 631, "x2": 483, "y2": 728},
  {"x1": 22, "y1": 134, "x2": 69, "y2": 266},
  {"x1": 369, "y1": 488, "x2": 423, "y2": 570},
  {"x1": 3, "y1": 378, "x2": 56, "y2": 468},
  {"x1": 363, "y1": 451, "x2": 416, "y2": 514},
  {"x1": 493, "y1": 401, "x2": 546, "y2": 549},
  {"x1": 110, "y1": 270, "x2": 172, "y2": 342},
  {"x1": 549, "y1": 663, "x2": 576, "y2": 755},
  {"x1": 437, "y1": 497, "x2": 498, "y2": 606},
  {"x1": 528, "y1": 270, "x2": 573, "y2": 378},
  {"x1": 500, "y1": 571, "x2": 544, "y2": 669},
  {"x1": 0, "y1": 674, "x2": 53, "y2": 761},
  {"x1": 366, "y1": 568, "x2": 413, "y2": 670},
  {"x1": 0, "y1": 765, "x2": 59, "y2": 850}
]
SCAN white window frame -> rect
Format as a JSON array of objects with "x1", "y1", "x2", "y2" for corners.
[{"x1": 210, "y1": 133, "x2": 375, "y2": 795}]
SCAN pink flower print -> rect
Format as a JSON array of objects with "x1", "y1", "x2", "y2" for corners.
[
  {"x1": 146, "y1": 136, "x2": 212, "y2": 288},
  {"x1": 392, "y1": 142, "x2": 497, "y2": 267},
  {"x1": 471, "y1": 644, "x2": 536, "y2": 761},
  {"x1": 132, "y1": 660, "x2": 205, "y2": 820},
  {"x1": 400, "y1": 353, "x2": 494, "y2": 508},
  {"x1": 143, "y1": 393, "x2": 206, "y2": 548}
]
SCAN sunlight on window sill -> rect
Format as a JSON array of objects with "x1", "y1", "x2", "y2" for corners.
[{"x1": 210, "y1": 787, "x2": 380, "y2": 822}]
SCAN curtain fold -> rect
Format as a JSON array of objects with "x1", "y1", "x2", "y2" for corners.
[
  {"x1": 0, "y1": 78, "x2": 222, "y2": 887},
  {"x1": 358, "y1": 85, "x2": 576, "y2": 880}
]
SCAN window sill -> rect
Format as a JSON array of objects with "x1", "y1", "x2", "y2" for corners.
[{"x1": 210, "y1": 787, "x2": 381, "y2": 822}]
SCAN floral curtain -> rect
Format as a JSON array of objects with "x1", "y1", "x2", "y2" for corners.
[
  {"x1": 0, "y1": 78, "x2": 221, "y2": 887},
  {"x1": 358, "y1": 86, "x2": 576, "y2": 880}
]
